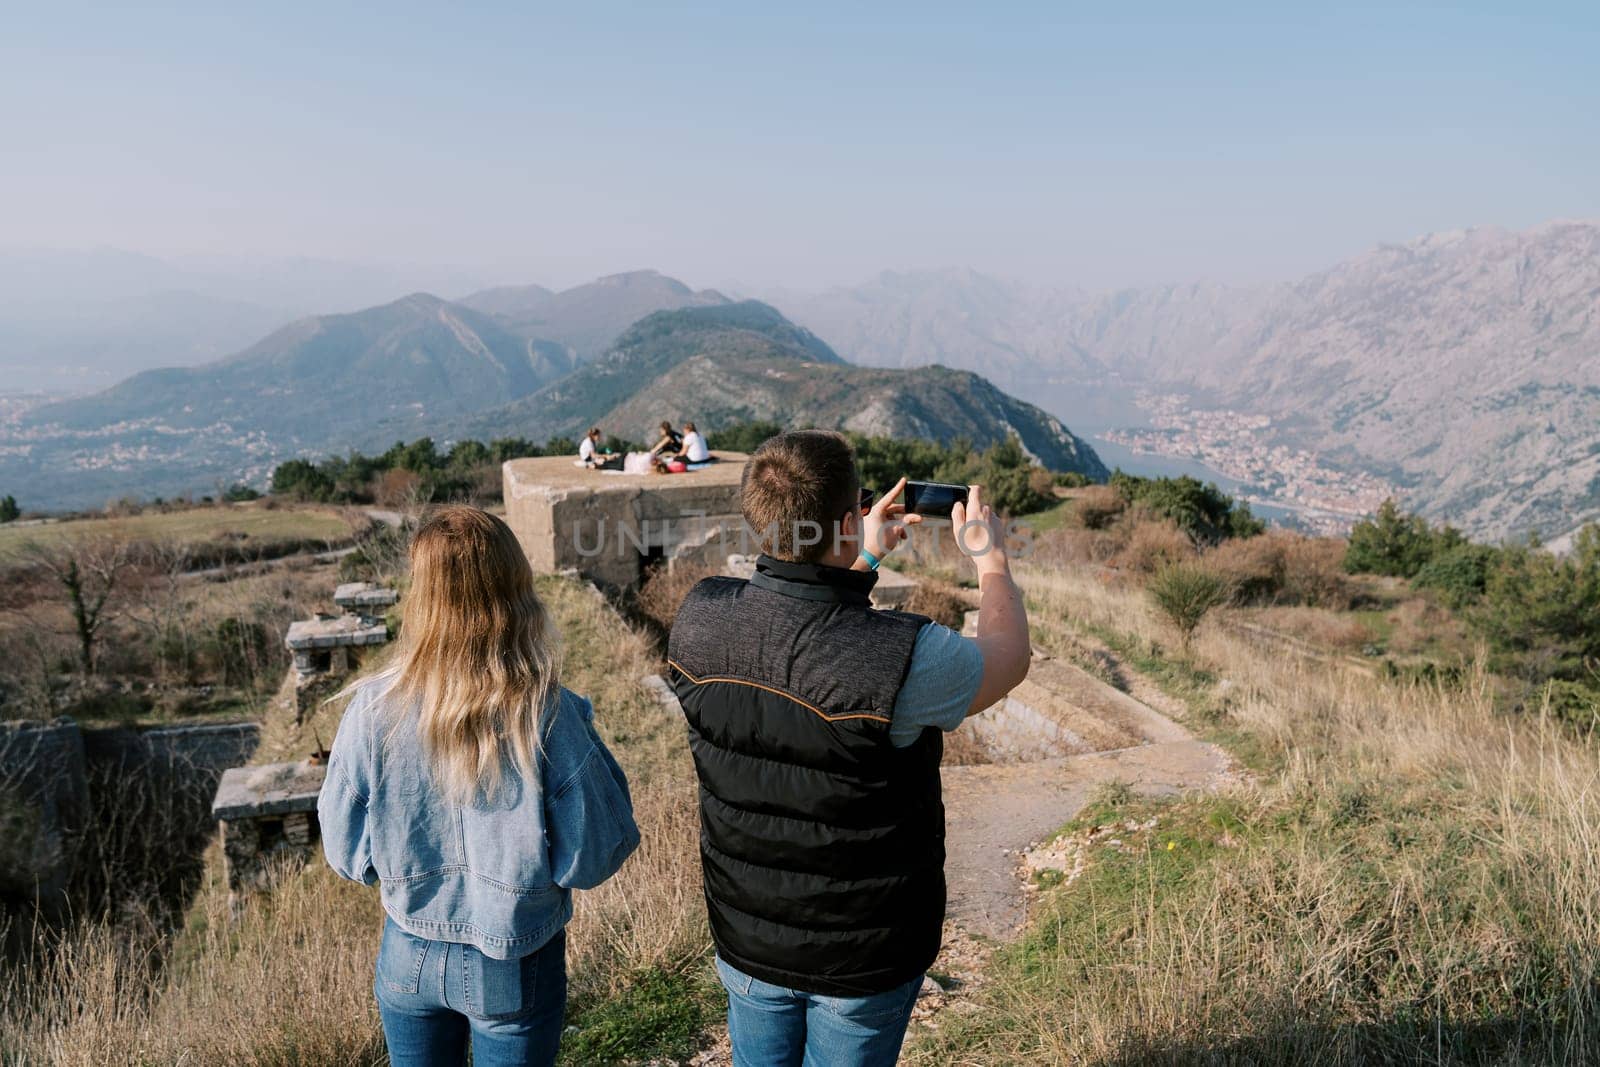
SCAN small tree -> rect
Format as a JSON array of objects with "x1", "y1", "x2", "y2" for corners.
[
  {"x1": 25, "y1": 538, "x2": 131, "y2": 676},
  {"x1": 1344, "y1": 498, "x2": 1442, "y2": 577},
  {"x1": 1147, "y1": 562, "x2": 1229, "y2": 654},
  {"x1": 0, "y1": 495, "x2": 18, "y2": 523}
]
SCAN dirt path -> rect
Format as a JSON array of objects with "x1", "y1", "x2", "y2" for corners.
[{"x1": 942, "y1": 739, "x2": 1231, "y2": 939}]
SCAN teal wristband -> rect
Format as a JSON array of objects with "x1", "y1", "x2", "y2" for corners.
[{"x1": 860, "y1": 549, "x2": 882, "y2": 570}]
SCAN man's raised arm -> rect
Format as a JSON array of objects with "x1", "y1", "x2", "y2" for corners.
[{"x1": 952, "y1": 485, "x2": 1030, "y2": 715}]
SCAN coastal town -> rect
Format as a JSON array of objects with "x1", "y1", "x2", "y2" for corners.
[{"x1": 1102, "y1": 392, "x2": 1398, "y2": 535}]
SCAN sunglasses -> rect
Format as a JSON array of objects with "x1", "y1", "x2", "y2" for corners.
[{"x1": 858, "y1": 487, "x2": 877, "y2": 514}]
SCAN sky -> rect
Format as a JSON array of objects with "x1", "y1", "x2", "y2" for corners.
[{"x1": 2, "y1": 1, "x2": 1597, "y2": 292}]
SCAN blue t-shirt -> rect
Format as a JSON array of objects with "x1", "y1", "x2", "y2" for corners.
[{"x1": 890, "y1": 623, "x2": 984, "y2": 747}]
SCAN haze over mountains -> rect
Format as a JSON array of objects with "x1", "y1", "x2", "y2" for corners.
[
  {"x1": 0, "y1": 249, "x2": 496, "y2": 390},
  {"x1": 769, "y1": 221, "x2": 1600, "y2": 541},
  {"x1": 3, "y1": 220, "x2": 1596, "y2": 539},
  {"x1": 2, "y1": 275, "x2": 1103, "y2": 509}
]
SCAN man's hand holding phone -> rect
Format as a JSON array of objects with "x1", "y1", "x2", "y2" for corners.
[
  {"x1": 860, "y1": 476, "x2": 922, "y2": 564},
  {"x1": 951, "y1": 484, "x2": 1010, "y2": 577}
]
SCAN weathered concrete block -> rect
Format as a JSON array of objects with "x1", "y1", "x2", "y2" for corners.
[
  {"x1": 639, "y1": 673, "x2": 682, "y2": 715},
  {"x1": 212, "y1": 760, "x2": 326, "y2": 821},
  {"x1": 213, "y1": 758, "x2": 327, "y2": 895},
  {"x1": 333, "y1": 582, "x2": 398, "y2": 613},
  {"x1": 503, "y1": 454, "x2": 749, "y2": 592},
  {"x1": 870, "y1": 567, "x2": 918, "y2": 610}
]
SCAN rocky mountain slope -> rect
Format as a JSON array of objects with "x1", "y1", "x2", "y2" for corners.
[
  {"x1": 774, "y1": 221, "x2": 1600, "y2": 540},
  {"x1": 451, "y1": 301, "x2": 1107, "y2": 477}
]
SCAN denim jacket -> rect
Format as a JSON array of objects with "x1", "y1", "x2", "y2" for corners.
[{"x1": 319, "y1": 681, "x2": 640, "y2": 960}]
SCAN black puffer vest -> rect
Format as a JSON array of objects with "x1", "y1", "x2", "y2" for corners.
[{"x1": 667, "y1": 555, "x2": 945, "y2": 996}]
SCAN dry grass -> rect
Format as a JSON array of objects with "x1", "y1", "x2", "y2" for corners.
[
  {"x1": 1, "y1": 572, "x2": 705, "y2": 1065},
  {"x1": 904, "y1": 577, "x2": 971, "y2": 630},
  {"x1": 634, "y1": 560, "x2": 718, "y2": 636},
  {"x1": 1248, "y1": 604, "x2": 1374, "y2": 653},
  {"x1": 911, "y1": 562, "x2": 1600, "y2": 1065}
]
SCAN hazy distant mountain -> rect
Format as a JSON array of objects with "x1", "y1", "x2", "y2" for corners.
[
  {"x1": 451, "y1": 301, "x2": 1107, "y2": 477},
  {"x1": 0, "y1": 248, "x2": 495, "y2": 390},
  {"x1": 772, "y1": 268, "x2": 1109, "y2": 383},
  {"x1": 4, "y1": 294, "x2": 570, "y2": 507},
  {"x1": 770, "y1": 222, "x2": 1600, "y2": 541},
  {"x1": 1165, "y1": 222, "x2": 1600, "y2": 541},
  {"x1": 461, "y1": 269, "x2": 730, "y2": 363},
  {"x1": 0, "y1": 289, "x2": 291, "y2": 391}
]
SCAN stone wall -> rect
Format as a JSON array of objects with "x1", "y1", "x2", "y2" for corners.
[
  {"x1": 0, "y1": 718, "x2": 88, "y2": 902},
  {"x1": 0, "y1": 717, "x2": 258, "y2": 905}
]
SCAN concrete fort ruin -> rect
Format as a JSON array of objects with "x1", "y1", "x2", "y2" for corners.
[
  {"x1": 503, "y1": 453, "x2": 751, "y2": 592},
  {"x1": 210, "y1": 579, "x2": 396, "y2": 896},
  {"x1": 284, "y1": 581, "x2": 394, "y2": 725}
]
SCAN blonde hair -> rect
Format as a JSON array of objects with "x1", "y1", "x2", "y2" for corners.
[{"x1": 380, "y1": 506, "x2": 559, "y2": 804}]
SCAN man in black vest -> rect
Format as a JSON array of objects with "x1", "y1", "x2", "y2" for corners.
[{"x1": 668, "y1": 430, "x2": 1031, "y2": 1066}]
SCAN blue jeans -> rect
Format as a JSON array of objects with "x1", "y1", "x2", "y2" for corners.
[
  {"x1": 716, "y1": 956, "x2": 922, "y2": 1067},
  {"x1": 374, "y1": 919, "x2": 566, "y2": 1067}
]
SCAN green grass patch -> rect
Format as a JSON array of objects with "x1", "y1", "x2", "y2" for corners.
[
  {"x1": 912, "y1": 784, "x2": 1582, "y2": 1065},
  {"x1": 1020, "y1": 498, "x2": 1074, "y2": 534},
  {"x1": 560, "y1": 963, "x2": 722, "y2": 1065},
  {"x1": 0, "y1": 504, "x2": 353, "y2": 562}
]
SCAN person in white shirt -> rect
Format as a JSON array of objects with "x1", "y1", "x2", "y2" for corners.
[
  {"x1": 677, "y1": 422, "x2": 711, "y2": 464},
  {"x1": 579, "y1": 427, "x2": 621, "y2": 470}
]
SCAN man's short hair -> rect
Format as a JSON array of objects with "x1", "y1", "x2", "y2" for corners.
[{"x1": 741, "y1": 430, "x2": 859, "y2": 563}]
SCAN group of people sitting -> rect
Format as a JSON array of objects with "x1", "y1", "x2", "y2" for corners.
[{"x1": 578, "y1": 420, "x2": 712, "y2": 474}]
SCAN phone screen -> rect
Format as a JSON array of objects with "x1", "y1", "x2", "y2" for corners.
[{"x1": 903, "y1": 481, "x2": 968, "y2": 518}]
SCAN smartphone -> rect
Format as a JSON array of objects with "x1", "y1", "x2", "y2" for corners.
[{"x1": 902, "y1": 481, "x2": 969, "y2": 518}]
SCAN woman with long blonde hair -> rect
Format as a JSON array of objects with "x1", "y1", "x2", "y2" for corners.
[{"x1": 320, "y1": 506, "x2": 639, "y2": 1066}]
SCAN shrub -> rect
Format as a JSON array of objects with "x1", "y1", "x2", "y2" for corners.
[
  {"x1": 0, "y1": 495, "x2": 19, "y2": 523},
  {"x1": 1147, "y1": 562, "x2": 1230, "y2": 652},
  {"x1": 1210, "y1": 531, "x2": 1353, "y2": 610},
  {"x1": 1206, "y1": 533, "x2": 1288, "y2": 605},
  {"x1": 270, "y1": 459, "x2": 335, "y2": 501},
  {"x1": 709, "y1": 420, "x2": 784, "y2": 454},
  {"x1": 1115, "y1": 518, "x2": 1196, "y2": 576},
  {"x1": 1413, "y1": 543, "x2": 1497, "y2": 609},
  {"x1": 375, "y1": 469, "x2": 423, "y2": 508},
  {"x1": 339, "y1": 523, "x2": 411, "y2": 583},
  {"x1": 1073, "y1": 485, "x2": 1126, "y2": 530},
  {"x1": 1344, "y1": 498, "x2": 1461, "y2": 577},
  {"x1": 1281, "y1": 534, "x2": 1355, "y2": 610},
  {"x1": 1538, "y1": 678, "x2": 1600, "y2": 730},
  {"x1": 1109, "y1": 472, "x2": 1262, "y2": 544},
  {"x1": 220, "y1": 483, "x2": 260, "y2": 503},
  {"x1": 1473, "y1": 532, "x2": 1600, "y2": 684},
  {"x1": 634, "y1": 561, "x2": 717, "y2": 634},
  {"x1": 1031, "y1": 526, "x2": 1122, "y2": 569}
]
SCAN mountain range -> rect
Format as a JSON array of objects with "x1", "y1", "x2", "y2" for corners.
[
  {"x1": 769, "y1": 221, "x2": 1600, "y2": 541},
  {"x1": 2, "y1": 280, "x2": 1103, "y2": 509},
  {"x1": 0, "y1": 249, "x2": 497, "y2": 390},
  {"x1": 7, "y1": 220, "x2": 1597, "y2": 538},
  {"x1": 448, "y1": 301, "x2": 1105, "y2": 476}
]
